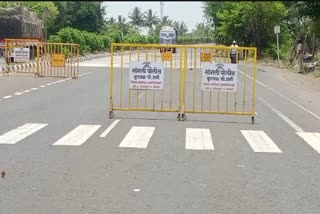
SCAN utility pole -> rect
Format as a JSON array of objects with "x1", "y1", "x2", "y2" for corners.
[{"x1": 160, "y1": 1, "x2": 164, "y2": 19}]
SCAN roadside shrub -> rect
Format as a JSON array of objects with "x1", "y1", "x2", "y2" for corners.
[{"x1": 49, "y1": 27, "x2": 215, "y2": 54}]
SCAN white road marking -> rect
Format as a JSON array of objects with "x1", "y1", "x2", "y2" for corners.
[
  {"x1": 100, "y1": 119, "x2": 120, "y2": 137},
  {"x1": 14, "y1": 92, "x2": 23, "y2": 95},
  {"x1": 185, "y1": 128, "x2": 214, "y2": 150},
  {"x1": 30, "y1": 88, "x2": 38, "y2": 91},
  {"x1": 297, "y1": 132, "x2": 320, "y2": 154},
  {"x1": 78, "y1": 72, "x2": 91, "y2": 77},
  {"x1": 46, "y1": 83, "x2": 52, "y2": 86},
  {"x1": 119, "y1": 126, "x2": 155, "y2": 148},
  {"x1": 40, "y1": 85, "x2": 46, "y2": 88},
  {"x1": 238, "y1": 70, "x2": 304, "y2": 132},
  {"x1": 241, "y1": 130, "x2": 282, "y2": 153},
  {"x1": 259, "y1": 97, "x2": 304, "y2": 132},
  {"x1": 24, "y1": 90, "x2": 31, "y2": 93},
  {"x1": 238, "y1": 69, "x2": 320, "y2": 120},
  {"x1": 53, "y1": 125, "x2": 101, "y2": 146},
  {"x1": 79, "y1": 64, "x2": 107, "y2": 67},
  {"x1": 2, "y1": 95, "x2": 12, "y2": 99},
  {"x1": 0, "y1": 123, "x2": 48, "y2": 144}
]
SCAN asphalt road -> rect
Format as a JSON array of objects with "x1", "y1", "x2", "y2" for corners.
[{"x1": 1, "y1": 49, "x2": 320, "y2": 214}]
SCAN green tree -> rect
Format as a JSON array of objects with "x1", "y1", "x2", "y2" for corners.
[
  {"x1": 108, "y1": 17, "x2": 116, "y2": 25},
  {"x1": 179, "y1": 21, "x2": 188, "y2": 36},
  {"x1": 173, "y1": 21, "x2": 188, "y2": 36},
  {"x1": 19, "y1": 1, "x2": 59, "y2": 20},
  {"x1": 208, "y1": 2, "x2": 288, "y2": 58},
  {"x1": 203, "y1": 1, "x2": 229, "y2": 28},
  {"x1": 128, "y1": 7, "x2": 145, "y2": 28},
  {"x1": 50, "y1": 1, "x2": 105, "y2": 34},
  {"x1": 284, "y1": 1, "x2": 320, "y2": 59},
  {"x1": 296, "y1": 1, "x2": 320, "y2": 19},
  {"x1": 144, "y1": 9, "x2": 159, "y2": 30},
  {"x1": 117, "y1": 15, "x2": 129, "y2": 36},
  {"x1": 193, "y1": 23, "x2": 214, "y2": 38},
  {"x1": 160, "y1": 16, "x2": 172, "y2": 27}
]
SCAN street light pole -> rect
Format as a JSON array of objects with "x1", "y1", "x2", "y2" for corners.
[{"x1": 160, "y1": 1, "x2": 164, "y2": 19}]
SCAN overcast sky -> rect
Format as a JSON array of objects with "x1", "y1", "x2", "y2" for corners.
[{"x1": 102, "y1": 1, "x2": 205, "y2": 33}]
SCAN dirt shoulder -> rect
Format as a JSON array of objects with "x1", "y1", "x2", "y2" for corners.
[{"x1": 257, "y1": 61, "x2": 320, "y2": 94}]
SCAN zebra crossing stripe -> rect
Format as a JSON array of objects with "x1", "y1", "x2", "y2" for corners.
[
  {"x1": 119, "y1": 126, "x2": 155, "y2": 148},
  {"x1": 185, "y1": 128, "x2": 214, "y2": 150},
  {"x1": 297, "y1": 132, "x2": 320, "y2": 154},
  {"x1": 241, "y1": 130, "x2": 282, "y2": 153},
  {"x1": 0, "y1": 123, "x2": 48, "y2": 144},
  {"x1": 53, "y1": 125, "x2": 101, "y2": 146}
]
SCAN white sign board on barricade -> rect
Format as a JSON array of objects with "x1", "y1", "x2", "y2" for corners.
[
  {"x1": 13, "y1": 48, "x2": 30, "y2": 62},
  {"x1": 202, "y1": 62, "x2": 238, "y2": 92},
  {"x1": 129, "y1": 61, "x2": 164, "y2": 90}
]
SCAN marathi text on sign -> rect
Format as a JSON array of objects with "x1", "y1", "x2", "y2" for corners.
[
  {"x1": 201, "y1": 62, "x2": 238, "y2": 92},
  {"x1": 13, "y1": 48, "x2": 30, "y2": 62},
  {"x1": 129, "y1": 61, "x2": 164, "y2": 90}
]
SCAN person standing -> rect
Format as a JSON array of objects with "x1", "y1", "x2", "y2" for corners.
[
  {"x1": 297, "y1": 40, "x2": 303, "y2": 73},
  {"x1": 230, "y1": 40, "x2": 238, "y2": 64}
]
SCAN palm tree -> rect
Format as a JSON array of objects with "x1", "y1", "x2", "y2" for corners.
[
  {"x1": 144, "y1": 9, "x2": 159, "y2": 30},
  {"x1": 117, "y1": 15, "x2": 129, "y2": 35},
  {"x1": 194, "y1": 23, "x2": 213, "y2": 36},
  {"x1": 179, "y1": 21, "x2": 188, "y2": 35},
  {"x1": 173, "y1": 21, "x2": 180, "y2": 31},
  {"x1": 172, "y1": 21, "x2": 188, "y2": 36},
  {"x1": 128, "y1": 6, "x2": 145, "y2": 28},
  {"x1": 108, "y1": 17, "x2": 116, "y2": 25},
  {"x1": 160, "y1": 16, "x2": 172, "y2": 27},
  {"x1": 117, "y1": 15, "x2": 126, "y2": 25}
]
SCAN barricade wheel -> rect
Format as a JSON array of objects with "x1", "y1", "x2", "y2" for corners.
[
  {"x1": 181, "y1": 114, "x2": 187, "y2": 121},
  {"x1": 109, "y1": 111, "x2": 115, "y2": 119}
]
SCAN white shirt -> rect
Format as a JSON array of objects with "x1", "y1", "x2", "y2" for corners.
[
  {"x1": 297, "y1": 43, "x2": 302, "y2": 54},
  {"x1": 231, "y1": 44, "x2": 238, "y2": 54}
]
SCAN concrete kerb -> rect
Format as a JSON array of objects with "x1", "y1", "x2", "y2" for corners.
[
  {"x1": 1, "y1": 50, "x2": 147, "y2": 75},
  {"x1": 1, "y1": 52, "x2": 110, "y2": 74},
  {"x1": 0, "y1": 51, "x2": 143, "y2": 75}
]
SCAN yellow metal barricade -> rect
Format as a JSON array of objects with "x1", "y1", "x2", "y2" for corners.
[
  {"x1": 109, "y1": 43, "x2": 257, "y2": 123},
  {"x1": 39, "y1": 42, "x2": 80, "y2": 78},
  {"x1": 108, "y1": 43, "x2": 185, "y2": 119},
  {"x1": 4, "y1": 39, "x2": 39, "y2": 73},
  {"x1": 3, "y1": 39, "x2": 79, "y2": 78},
  {"x1": 181, "y1": 45, "x2": 257, "y2": 123}
]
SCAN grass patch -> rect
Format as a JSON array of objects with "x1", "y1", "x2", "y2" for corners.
[{"x1": 313, "y1": 69, "x2": 320, "y2": 78}]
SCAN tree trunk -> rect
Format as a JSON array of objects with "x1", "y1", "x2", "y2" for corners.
[{"x1": 312, "y1": 33, "x2": 316, "y2": 59}]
